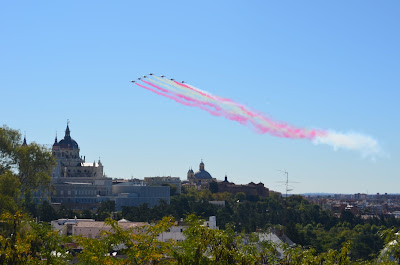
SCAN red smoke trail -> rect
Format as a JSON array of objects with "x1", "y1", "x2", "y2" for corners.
[
  {"x1": 142, "y1": 79, "x2": 223, "y2": 112},
  {"x1": 135, "y1": 75, "x2": 382, "y2": 156},
  {"x1": 172, "y1": 80, "x2": 324, "y2": 139},
  {"x1": 139, "y1": 77, "x2": 326, "y2": 140},
  {"x1": 136, "y1": 83, "x2": 247, "y2": 121},
  {"x1": 144, "y1": 79, "x2": 263, "y2": 127},
  {"x1": 137, "y1": 82, "x2": 255, "y2": 126}
]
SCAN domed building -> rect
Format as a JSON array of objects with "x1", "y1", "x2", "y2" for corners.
[
  {"x1": 187, "y1": 160, "x2": 216, "y2": 188},
  {"x1": 50, "y1": 123, "x2": 112, "y2": 209}
]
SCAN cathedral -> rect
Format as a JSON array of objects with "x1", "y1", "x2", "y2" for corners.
[
  {"x1": 186, "y1": 160, "x2": 216, "y2": 189},
  {"x1": 50, "y1": 123, "x2": 112, "y2": 209}
]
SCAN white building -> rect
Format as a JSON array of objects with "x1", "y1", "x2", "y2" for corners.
[
  {"x1": 51, "y1": 218, "x2": 146, "y2": 238},
  {"x1": 158, "y1": 216, "x2": 218, "y2": 242}
]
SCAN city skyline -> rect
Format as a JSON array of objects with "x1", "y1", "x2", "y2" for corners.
[{"x1": 1, "y1": 1, "x2": 399, "y2": 194}]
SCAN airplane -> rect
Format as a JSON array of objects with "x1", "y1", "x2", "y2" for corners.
[
  {"x1": 170, "y1": 78, "x2": 174, "y2": 81},
  {"x1": 143, "y1": 75, "x2": 147, "y2": 78},
  {"x1": 181, "y1": 81, "x2": 185, "y2": 83},
  {"x1": 160, "y1": 75, "x2": 165, "y2": 78},
  {"x1": 138, "y1": 78, "x2": 141, "y2": 80},
  {"x1": 131, "y1": 80, "x2": 136, "y2": 83},
  {"x1": 149, "y1": 73, "x2": 154, "y2": 75}
]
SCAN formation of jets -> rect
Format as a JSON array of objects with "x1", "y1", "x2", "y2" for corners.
[{"x1": 131, "y1": 74, "x2": 185, "y2": 83}]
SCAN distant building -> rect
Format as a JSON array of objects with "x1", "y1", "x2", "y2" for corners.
[
  {"x1": 51, "y1": 218, "x2": 146, "y2": 238},
  {"x1": 39, "y1": 123, "x2": 170, "y2": 211},
  {"x1": 73, "y1": 219, "x2": 145, "y2": 239},
  {"x1": 216, "y1": 176, "x2": 269, "y2": 198},
  {"x1": 144, "y1": 176, "x2": 182, "y2": 194},
  {"x1": 257, "y1": 228, "x2": 295, "y2": 259},
  {"x1": 112, "y1": 182, "x2": 170, "y2": 211},
  {"x1": 208, "y1": 201, "x2": 226, "y2": 207},
  {"x1": 158, "y1": 216, "x2": 218, "y2": 242},
  {"x1": 184, "y1": 160, "x2": 216, "y2": 190},
  {"x1": 354, "y1": 193, "x2": 368, "y2": 200},
  {"x1": 46, "y1": 124, "x2": 112, "y2": 209}
]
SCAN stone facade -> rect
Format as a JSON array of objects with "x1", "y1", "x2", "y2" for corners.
[
  {"x1": 216, "y1": 176, "x2": 269, "y2": 197},
  {"x1": 50, "y1": 124, "x2": 112, "y2": 209},
  {"x1": 185, "y1": 160, "x2": 216, "y2": 190}
]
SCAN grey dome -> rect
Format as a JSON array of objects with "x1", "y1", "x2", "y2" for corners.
[
  {"x1": 57, "y1": 137, "x2": 79, "y2": 149},
  {"x1": 194, "y1": 170, "x2": 213, "y2": 179},
  {"x1": 194, "y1": 160, "x2": 212, "y2": 179},
  {"x1": 54, "y1": 124, "x2": 79, "y2": 150}
]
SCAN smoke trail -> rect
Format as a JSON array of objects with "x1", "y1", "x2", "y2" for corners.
[
  {"x1": 172, "y1": 80, "x2": 323, "y2": 139},
  {"x1": 136, "y1": 82, "x2": 250, "y2": 123},
  {"x1": 134, "y1": 74, "x2": 381, "y2": 157},
  {"x1": 141, "y1": 80, "x2": 224, "y2": 113},
  {"x1": 313, "y1": 131, "x2": 381, "y2": 157}
]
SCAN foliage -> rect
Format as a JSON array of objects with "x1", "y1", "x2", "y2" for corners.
[
  {"x1": 0, "y1": 125, "x2": 55, "y2": 193},
  {"x1": 0, "y1": 211, "x2": 70, "y2": 265},
  {"x1": 0, "y1": 125, "x2": 55, "y2": 216},
  {"x1": 96, "y1": 200, "x2": 116, "y2": 221},
  {"x1": 73, "y1": 214, "x2": 400, "y2": 264},
  {"x1": 119, "y1": 188, "x2": 400, "y2": 261},
  {"x1": 75, "y1": 216, "x2": 174, "y2": 265}
]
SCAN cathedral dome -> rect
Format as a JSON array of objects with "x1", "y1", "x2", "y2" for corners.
[
  {"x1": 57, "y1": 137, "x2": 79, "y2": 149},
  {"x1": 54, "y1": 124, "x2": 79, "y2": 150},
  {"x1": 194, "y1": 170, "x2": 213, "y2": 179},
  {"x1": 193, "y1": 160, "x2": 213, "y2": 179}
]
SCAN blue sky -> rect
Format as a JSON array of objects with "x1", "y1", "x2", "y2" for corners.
[{"x1": 1, "y1": 1, "x2": 399, "y2": 194}]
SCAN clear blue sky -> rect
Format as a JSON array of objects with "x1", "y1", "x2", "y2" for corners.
[{"x1": 1, "y1": 1, "x2": 399, "y2": 194}]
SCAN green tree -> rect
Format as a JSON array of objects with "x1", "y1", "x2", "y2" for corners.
[
  {"x1": 0, "y1": 171, "x2": 20, "y2": 213},
  {"x1": 0, "y1": 212, "x2": 70, "y2": 265},
  {"x1": 96, "y1": 200, "x2": 116, "y2": 221},
  {"x1": 76, "y1": 216, "x2": 174, "y2": 265},
  {"x1": 0, "y1": 125, "x2": 54, "y2": 192},
  {"x1": 37, "y1": 200, "x2": 58, "y2": 222},
  {"x1": 0, "y1": 125, "x2": 54, "y2": 213}
]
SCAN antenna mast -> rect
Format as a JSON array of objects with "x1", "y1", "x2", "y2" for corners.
[{"x1": 278, "y1": 170, "x2": 292, "y2": 199}]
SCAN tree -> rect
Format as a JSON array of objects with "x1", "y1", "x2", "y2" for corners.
[
  {"x1": 75, "y1": 216, "x2": 174, "y2": 265},
  {"x1": 0, "y1": 125, "x2": 54, "y2": 192},
  {"x1": 0, "y1": 125, "x2": 54, "y2": 212},
  {"x1": 37, "y1": 200, "x2": 58, "y2": 222},
  {"x1": 0, "y1": 212, "x2": 70, "y2": 265},
  {"x1": 96, "y1": 200, "x2": 116, "y2": 221},
  {"x1": 162, "y1": 183, "x2": 178, "y2": 196},
  {"x1": 0, "y1": 171, "x2": 20, "y2": 213},
  {"x1": 0, "y1": 126, "x2": 69, "y2": 264}
]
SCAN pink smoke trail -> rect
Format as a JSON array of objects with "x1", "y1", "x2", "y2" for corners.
[
  {"x1": 141, "y1": 79, "x2": 223, "y2": 112},
  {"x1": 136, "y1": 83, "x2": 251, "y2": 125},
  {"x1": 172, "y1": 80, "x2": 324, "y2": 139},
  {"x1": 134, "y1": 75, "x2": 383, "y2": 157},
  {"x1": 138, "y1": 76, "x2": 325, "y2": 140}
]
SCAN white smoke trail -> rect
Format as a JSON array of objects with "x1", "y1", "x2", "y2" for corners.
[{"x1": 313, "y1": 131, "x2": 382, "y2": 158}]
